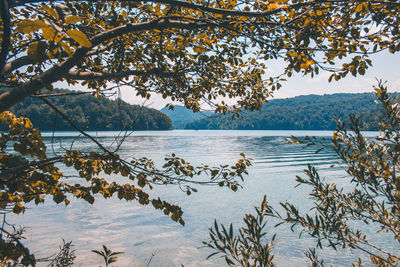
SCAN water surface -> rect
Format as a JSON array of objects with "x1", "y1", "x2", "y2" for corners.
[{"x1": 8, "y1": 130, "x2": 389, "y2": 266}]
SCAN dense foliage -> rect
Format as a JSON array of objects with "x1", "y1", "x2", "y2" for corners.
[
  {"x1": 185, "y1": 93, "x2": 387, "y2": 130},
  {"x1": 1, "y1": 88, "x2": 172, "y2": 131},
  {"x1": 204, "y1": 84, "x2": 400, "y2": 266}
]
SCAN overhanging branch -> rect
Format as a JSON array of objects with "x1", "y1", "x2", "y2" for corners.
[
  {"x1": 0, "y1": 19, "x2": 210, "y2": 112},
  {"x1": 66, "y1": 68, "x2": 176, "y2": 80}
]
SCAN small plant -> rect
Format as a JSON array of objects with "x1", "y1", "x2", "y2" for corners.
[
  {"x1": 203, "y1": 195, "x2": 276, "y2": 266},
  {"x1": 92, "y1": 245, "x2": 124, "y2": 267},
  {"x1": 48, "y1": 240, "x2": 76, "y2": 267}
]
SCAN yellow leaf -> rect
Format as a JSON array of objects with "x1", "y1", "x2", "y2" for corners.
[
  {"x1": 42, "y1": 4, "x2": 59, "y2": 20},
  {"x1": 16, "y1": 19, "x2": 47, "y2": 33},
  {"x1": 155, "y1": 3, "x2": 162, "y2": 15},
  {"x1": 144, "y1": 4, "x2": 153, "y2": 12},
  {"x1": 122, "y1": 10, "x2": 127, "y2": 18},
  {"x1": 27, "y1": 41, "x2": 47, "y2": 61},
  {"x1": 66, "y1": 29, "x2": 92, "y2": 47},
  {"x1": 355, "y1": 3, "x2": 364, "y2": 12},
  {"x1": 65, "y1": 15, "x2": 83, "y2": 24},
  {"x1": 300, "y1": 62, "x2": 309, "y2": 69},
  {"x1": 60, "y1": 41, "x2": 73, "y2": 55},
  {"x1": 42, "y1": 26, "x2": 62, "y2": 42},
  {"x1": 267, "y1": 3, "x2": 277, "y2": 9}
]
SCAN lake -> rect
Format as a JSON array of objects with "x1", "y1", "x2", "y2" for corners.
[{"x1": 7, "y1": 130, "x2": 392, "y2": 266}]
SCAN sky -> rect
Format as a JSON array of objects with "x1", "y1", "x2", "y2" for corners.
[
  {"x1": 57, "y1": 51, "x2": 400, "y2": 110},
  {"x1": 120, "y1": 51, "x2": 400, "y2": 110},
  {"x1": 272, "y1": 52, "x2": 400, "y2": 99}
]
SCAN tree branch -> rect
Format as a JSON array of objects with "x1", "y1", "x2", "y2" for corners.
[
  {"x1": 13, "y1": 0, "x2": 400, "y2": 16},
  {"x1": 65, "y1": 68, "x2": 176, "y2": 80},
  {"x1": 39, "y1": 96, "x2": 110, "y2": 153},
  {"x1": 2, "y1": 55, "x2": 47, "y2": 75},
  {"x1": 128, "y1": 0, "x2": 315, "y2": 17},
  {"x1": 0, "y1": 0, "x2": 11, "y2": 78},
  {"x1": 0, "y1": 19, "x2": 210, "y2": 112},
  {"x1": 3, "y1": 47, "x2": 111, "y2": 75}
]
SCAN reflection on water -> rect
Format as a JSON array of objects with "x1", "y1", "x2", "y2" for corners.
[{"x1": 8, "y1": 130, "x2": 389, "y2": 266}]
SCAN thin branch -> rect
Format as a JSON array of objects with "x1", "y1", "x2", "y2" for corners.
[
  {"x1": 65, "y1": 68, "x2": 176, "y2": 80},
  {"x1": 39, "y1": 96, "x2": 109, "y2": 153},
  {"x1": 0, "y1": 156, "x2": 63, "y2": 183},
  {"x1": 31, "y1": 88, "x2": 115, "y2": 97}
]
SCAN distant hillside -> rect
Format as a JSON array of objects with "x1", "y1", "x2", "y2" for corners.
[
  {"x1": 160, "y1": 105, "x2": 213, "y2": 128},
  {"x1": 184, "y1": 93, "x2": 391, "y2": 131},
  {"x1": 2, "y1": 89, "x2": 172, "y2": 131}
]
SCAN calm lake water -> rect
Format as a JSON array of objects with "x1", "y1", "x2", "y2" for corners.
[{"x1": 8, "y1": 130, "x2": 393, "y2": 266}]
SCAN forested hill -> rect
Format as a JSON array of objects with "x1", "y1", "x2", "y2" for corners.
[
  {"x1": 2, "y1": 89, "x2": 172, "y2": 131},
  {"x1": 184, "y1": 93, "x2": 391, "y2": 131},
  {"x1": 160, "y1": 105, "x2": 213, "y2": 128}
]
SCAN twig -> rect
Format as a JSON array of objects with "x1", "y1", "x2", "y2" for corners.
[{"x1": 39, "y1": 96, "x2": 109, "y2": 153}]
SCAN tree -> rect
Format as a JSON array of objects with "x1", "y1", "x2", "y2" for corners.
[
  {"x1": 204, "y1": 83, "x2": 400, "y2": 266},
  {"x1": 1, "y1": 0, "x2": 400, "y2": 265}
]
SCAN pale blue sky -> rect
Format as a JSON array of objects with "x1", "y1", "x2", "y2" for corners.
[
  {"x1": 117, "y1": 51, "x2": 400, "y2": 110},
  {"x1": 56, "y1": 51, "x2": 400, "y2": 110},
  {"x1": 273, "y1": 52, "x2": 400, "y2": 98}
]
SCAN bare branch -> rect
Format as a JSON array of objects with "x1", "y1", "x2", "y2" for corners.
[
  {"x1": 65, "y1": 68, "x2": 176, "y2": 80},
  {"x1": 39, "y1": 96, "x2": 109, "y2": 153}
]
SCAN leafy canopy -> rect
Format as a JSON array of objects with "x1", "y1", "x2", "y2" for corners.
[{"x1": 1, "y1": 0, "x2": 400, "y2": 113}]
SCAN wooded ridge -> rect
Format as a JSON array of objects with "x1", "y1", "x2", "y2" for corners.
[
  {"x1": 0, "y1": 88, "x2": 172, "y2": 131},
  {"x1": 183, "y1": 93, "x2": 390, "y2": 130}
]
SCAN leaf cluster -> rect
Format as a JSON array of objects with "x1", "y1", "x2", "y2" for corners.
[
  {"x1": 0, "y1": 227, "x2": 35, "y2": 266},
  {"x1": 92, "y1": 245, "x2": 123, "y2": 267}
]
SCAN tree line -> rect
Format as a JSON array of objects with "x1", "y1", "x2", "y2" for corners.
[
  {"x1": 0, "y1": 88, "x2": 172, "y2": 131},
  {"x1": 184, "y1": 93, "x2": 387, "y2": 130}
]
